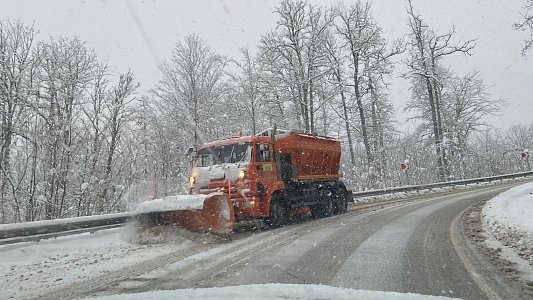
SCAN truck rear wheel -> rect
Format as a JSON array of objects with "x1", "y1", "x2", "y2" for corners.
[
  {"x1": 322, "y1": 189, "x2": 334, "y2": 217},
  {"x1": 334, "y1": 188, "x2": 348, "y2": 215},
  {"x1": 267, "y1": 195, "x2": 288, "y2": 228},
  {"x1": 312, "y1": 188, "x2": 333, "y2": 218}
]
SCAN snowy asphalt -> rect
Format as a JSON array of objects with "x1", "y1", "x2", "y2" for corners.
[
  {"x1": 216, "y1": 187, "x2": 506, "y2": 299},
  {"x1": 37, "y1": 184, "x2": 529, "y2": 300}
]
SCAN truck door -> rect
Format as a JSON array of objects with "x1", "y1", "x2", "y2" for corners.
[{"x1": 255, "y1": 143, "x2": 276, "y2": 188}]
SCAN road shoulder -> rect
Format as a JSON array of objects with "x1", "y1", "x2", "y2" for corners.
[{"x1": 454, "y1": 200, "x2": 533, "y2": 299}]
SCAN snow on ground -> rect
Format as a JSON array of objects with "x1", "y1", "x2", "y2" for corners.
[
  {"x1": 482, "y1": 182, "x2": 533, "y2": 278},
  {"x1": 0, "y1": 223, "x2": 195, "y2": 299},
  {"x1": 86, "y1": 283, "x2": 459, "y2": 300}
]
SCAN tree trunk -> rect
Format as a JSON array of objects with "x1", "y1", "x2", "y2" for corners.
[
  {"x1": 425, "y1": 77, "x2": 446, "y2": 181},
  {"x1": 350, "y1": 49, "x2": 373, "y2": 167},
  {"x1": 369, "y1": 78, "x2": 382, "y2": 179}
]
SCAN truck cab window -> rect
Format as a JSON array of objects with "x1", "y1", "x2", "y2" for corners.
[
  {"x1": 195, "y1": 143, "x2": 251, "y2": 167},
  {"x1": 256, "y1": 143, "x2": 270, "y2": 162}
]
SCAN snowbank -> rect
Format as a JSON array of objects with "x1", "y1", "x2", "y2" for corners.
[
  {"x1": 136, "y1": 194, "x2": 209, "y2": 213},
  {"x1": 482, "y1": 182, "x2": 533, "y2": 264},
  {"x1": 86, "y1": 283, "x2": 459, "y2": 300}
]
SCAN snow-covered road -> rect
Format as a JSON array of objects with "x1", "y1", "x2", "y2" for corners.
[{"x1": 2, "y1": 182, "x2": 531, "y2": 300}]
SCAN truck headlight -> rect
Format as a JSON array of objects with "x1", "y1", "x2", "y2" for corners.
[
  {"x1": 239, "y1": 170, "x2": 246, "y2": 180},
  {"x1": 189, "y1": 176, "x2": 195, "y2": 185}
]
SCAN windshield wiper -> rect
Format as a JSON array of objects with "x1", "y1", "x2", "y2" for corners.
[{"x1": 225, "y1": 146, "x2": 235, "y2": 164}]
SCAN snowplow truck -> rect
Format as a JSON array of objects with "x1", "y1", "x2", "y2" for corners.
[{"x1": 136, "y1": 129, "x2": 353, "y2": 235}]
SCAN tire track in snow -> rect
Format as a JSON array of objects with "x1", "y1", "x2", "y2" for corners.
[
  {"x1": 122, "y1": 197, "x2": 443, "y2": 293},
  {"x1": 217, "y1": 192, "x2": 464, "y2": 287},
  {"x1": 34, "y1": 197, "x2": 415, "y2": 299},
  {"x1": 107, "y1": 216, "x2": 349, "y2": 294}
]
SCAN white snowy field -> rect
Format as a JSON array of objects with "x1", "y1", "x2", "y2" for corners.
[
  {"x1": 86, "y1": 283, "x2": 459, "y2": 300},
  {"x1": 0, "y1": 224, "x2": 192, "y2": 299},
  {"x1": 482, "y1": 182, "x2": 533, "y2": 279}
]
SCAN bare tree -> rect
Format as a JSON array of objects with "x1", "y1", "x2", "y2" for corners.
[
  {"x1": 334, "y1": 1, "x2": 376, "y2": 168},
  {"x1": 98, "y1": 70, "x2": 138, "y2": 213},
  {"x1": 153, "y1": 34, "x2": 227, "y2": 147},
  {"x1": 442, "y1": 71, "x2": 502, "y2": 178},
  {"x1": 75, "y1": 62, "x2": 110, "y2": 216},
  {"x1": 0, "y1": 20, "x2": 39, "y2": 223},
  {"x1": 505, "y1": 123, "x2": 533, "y2": 172},
  {"x1": 0, "y1": 20, "x2": 147, "y2": 222},
  {"x1": 515, "y1": 0, "x2": 533, "y2": 55},
  {"x1": 333, "y1": 1, "x2": 402, "y2": 186},
  {"x1": 259, "y1": 0, "x2": 332, "y2": 133},
  {"x1": 227, "y1": 48, "x2": 263, "y2": 134},
  {"x1": 37, "y1": 36, "x2": 97, "y2": 219},
  {"x1": 366, "y1": 75, "x2": 397, "y2": 184},
  {"x1": 127, "y1": 95, "x2": 189, "y2": 201},
  {"x1": 404, "y1": 0, "x2": 476, "y2": 181},
  {"x1": 324, "y1": 35, "x2": 356, "y2": 165}
]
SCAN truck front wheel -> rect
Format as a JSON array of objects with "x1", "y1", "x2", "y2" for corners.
[{"x1": 267, "y1": 195, "x2": 288, "y2": 228}]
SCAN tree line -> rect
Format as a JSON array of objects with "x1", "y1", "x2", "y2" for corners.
[{"x1": 1, "y1": 0, "x2": 531, "y2": 223}]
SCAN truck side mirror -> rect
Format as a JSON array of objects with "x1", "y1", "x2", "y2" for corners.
[{"x1": 185, "y1": 146, "x2": 195, "y2": 158}]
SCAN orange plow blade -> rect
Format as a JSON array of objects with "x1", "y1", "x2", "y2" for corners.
[{"x1": 136, "y1": 193, "x2": 235, "y2": 237}]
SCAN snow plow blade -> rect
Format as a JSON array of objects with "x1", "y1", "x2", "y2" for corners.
[{"x1": 135, "y1": 192, "x2": 235, "y2": 236}]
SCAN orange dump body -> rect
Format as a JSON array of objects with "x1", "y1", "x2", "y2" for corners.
[{"x1": 275, "y1": 132, "x2": 341, "y2": 181}]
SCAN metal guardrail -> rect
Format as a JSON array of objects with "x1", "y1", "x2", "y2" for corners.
[
  {"x1": 1, "y1": 170, "x2": 532, "y2": 245},
  {"x1": 0, "y1": 224, "x2": 125, "y2": 245},
  {"x1": 350, "y1": 170, "x2": 533, "y2": 198},
  {"x1": 0, "y1": 212, "x2": 133, "y2": 245}
]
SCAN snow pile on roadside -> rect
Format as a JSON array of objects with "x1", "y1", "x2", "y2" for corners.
[
  {"x1": 86, "y1": 283, "x2": 459, "y2": 300},
  {"x1": 482, "y1": 182, "x2": 533, "y2": 264},
  {"x1": 136, "y1": 194, "x2": 209, "y2": 213}
]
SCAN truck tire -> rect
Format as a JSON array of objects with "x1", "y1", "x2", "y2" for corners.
[
  {"x1": 334, "y1": 188, "x2": 348, "y2": 215},
  {"x1": 267, "y1": 195, "x2": 288, "y2": 228},
  {"x1": 312, "y1": 188, "x2": 333, "y2": 218},
  {"x1": 323, "y1": 189, "x2": 334, "y2": 217}
]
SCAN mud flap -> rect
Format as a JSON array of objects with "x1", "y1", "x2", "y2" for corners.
[{"x1": 136, "y1": 193, "x2": 235, "y2": 237}]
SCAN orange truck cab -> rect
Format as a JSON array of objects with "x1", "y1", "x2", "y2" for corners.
[{"x1": 188, "y1": 129, "x2": 353, "y2": 227}]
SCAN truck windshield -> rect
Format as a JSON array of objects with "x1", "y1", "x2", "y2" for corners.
[{"x1": 195, "y1": 143, "x2": 251, "y2": 167}]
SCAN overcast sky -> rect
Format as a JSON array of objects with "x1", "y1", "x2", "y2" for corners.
[{"x1": 1, "y1": 0, "x2": 531, "y2": 131}]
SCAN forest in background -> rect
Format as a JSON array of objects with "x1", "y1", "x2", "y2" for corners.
[{"x1": 1, "y1": 0, "x2": 532, "y2": 223}]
